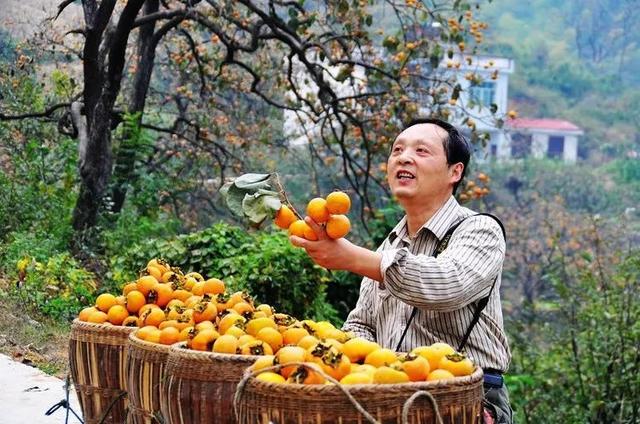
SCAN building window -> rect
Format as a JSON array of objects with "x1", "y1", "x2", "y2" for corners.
[
  {"x1": 548, "y1": 135, "x2": 564, "y2": 159},
  {"x1": 511, "y1": 133, "x2": 532, "y2": 158},
  {"x1": 469, "y1": 81, "x2": 496, "y2": 108}
]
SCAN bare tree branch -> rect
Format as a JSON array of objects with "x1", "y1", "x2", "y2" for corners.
[{"x1": 0, "y1": 103, "x2": 69, "y2": 120}]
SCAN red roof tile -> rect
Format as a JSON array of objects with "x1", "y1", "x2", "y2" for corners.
[{"x1": 507, "y1": 118, "x2": 582, "y2": 132}]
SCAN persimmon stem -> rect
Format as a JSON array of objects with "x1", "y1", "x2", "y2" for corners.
[{"x1": 272, "y1": 172, "x2": 302, "y2": 220}]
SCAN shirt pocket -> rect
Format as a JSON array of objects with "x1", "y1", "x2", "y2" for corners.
[{"x1": 374, "y1": 288, "x2": 393, "y2": 317}]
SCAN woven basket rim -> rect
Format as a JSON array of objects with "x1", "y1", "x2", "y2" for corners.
[
  {"x1": 71, "y1": 318, "x2": 137, "y2": 337},
  {"x1": 244, "y1": 366, "x2": 484, "y2": 395},
  {"x1": 168, "y1": 341, "x2": 260, "y2": 363},
  {"x1": 128, "y1": 332, "x2": 173, "y2": 353}
]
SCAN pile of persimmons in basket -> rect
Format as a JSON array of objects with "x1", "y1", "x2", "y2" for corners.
[{"x1": 78, "y1": 254, "x2": 476, "y2": 386}]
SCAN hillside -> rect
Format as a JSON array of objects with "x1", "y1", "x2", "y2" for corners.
[{"x1": 477, "y1": 0, "x2": 640, "y2": 160}]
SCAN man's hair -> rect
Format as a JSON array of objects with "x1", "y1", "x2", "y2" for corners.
[{"x1": 403, "y1": 118, "x2": 470, "y2": 194}]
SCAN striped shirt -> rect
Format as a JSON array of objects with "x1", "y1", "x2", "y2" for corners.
[{"x1": 343, "y1": 196, "x2": 511, "y2": 372}]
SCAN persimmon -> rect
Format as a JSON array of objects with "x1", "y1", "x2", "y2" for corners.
[
  {"x1": 218, "y1": 313, "x2": 246, "y2": 334},
  {"x1": 282, "y1": 327, "x2": 309, "y2": 346},
  {"x1": 122, "y1": 316, "x2": 139, "y2": 327},
  {"x1": 88, "y1": 310, "x2": 108, "y2": 324},
  {"x1": 438, "y1": 352, "x2": 474, "y2": 376},
  {"x1": 225, "y1": 325, "x2": 246, "y2": 338},
  {"x1": 185, "y1": 271, "x2": 204, "y2": 282},
  {"x1": 364, "y1": 348, "x2": 398, "y2": 368},
  {"x1": 303, "y1": 224, "x2": 319, "y2": 241},
  {"x1": 232, "y1": 301, "x2": 254, "y2": 316},
  {"x1": 137, "y1": 275, "x2": 159, "y2": 296},
  {"x1": 146, "y1": 265, "x2": 163, "y2": 281},
  {"x1": 191, "y1": 329, "x2": 219, "y2": 351},
  {"x1": 288, "y1": 363, "x2": 325, "y2": 384},
  {"x1": 250, "y1": 355, "x2": 276, "y2": 372},
  {"x1": 308, "y1": 344, "x2": 351, "y2": 380},
  {"x1": 373, "y1": 366, "x2": 410, "y2": 384},
  {"x1": 342, "y1": 337, "x2": 380, "y2": 363},
  {"x1": 326, "y1": 191, "x2": 351, "y2": 214},
  {"x1": 148, "y1": 283, "x2": 173, "y2": 308},
  {"x1": 107, "y1": 305, "x2": 129, "y2": 325},
  {"x1": 426, "y1": 369, "x2": 455, "y2": 381},
  {"x1": 276, "y1": 346, "x2": 307, "y2": 378},
  {"x1": 340, "y1": 372, "x2": 373, "y2": 385},
  {"x1": 246, "y1": 317, "x2": 278, "y2": 336},
  {"x1": 256, "y1": 372, "x2": 286, "y2": 384},
  {"x1": 172, "y1": 289, "x2": 192, "y2": 302},
  {"x1": 255, "y1": 304, "x2": 274, "y2": 316},
  {"x1": 147, "y1": 259, "x2": 169, "y2": 275},
  {"x1": 78, "y1": 306, "x2": 97, "y2": 322},
  {"x1": 96, "y1": 293, "x2": 117, "y2": 312},
  {"x1": 141, "y1": 307, "x2": 166, "y2": 327},
  {"x1": 126, "y1": 290, "x2": 146, "y2": 314},
  {"x1": 274, "y1": 205, "x2": 297, "y2": 229},
  {"x1": 159, "y1": 327, "x2": 180, "y2": 345},
  {"x1": 178, "y1": 326, "x2": 195, "y2": 342},
  {"x1": 288, "y1": 219, "x2": 308, "y2": 238},
  {"x1": 411, "y1": 342, "x2": 455, "y2": 371},
  {"x1": 145, "y1": 328, "x2": 162, "y2": 344},
  {"x1": 137, "y1": 325, "x2": 158, "y2": 341},
  {"x1": 400, "y1": 353, "x2": 430, "y2": 382},
  {"x1": 191, "y1": 281, "x2": 206, "y2": 296},
  {"x1": 326, "y1": 214, "x2": 350, "y2": 239},
  {"x1": 122, "y1": 282, "x2": 138, "y2": 295},
  {"x1": 193, "y1": 301, "x2": 218, "y2": 323},
  {"x1": 159, "y1": 320, "x2": 179, "y2": 330},
  {"x1": 297, "y1": 335, "x2": 320, "y2": 350},
  {"x1": 166, "y1": 304, "x2": 186, "y2": 321},
  {"x1": 240, "y1": 340, "x2": 273, "y2": 356},
  {"x1": 213, "y1": 334, "x2": 240, "y2": 354},
  {"x1": 306, "y1": 198, "x2": 330, "y2": 223},
  {"x1": 202, "y1": 278, "x2": 225, "y2": 295},
  {"x1": 238, "y1": 335, "x2": 256, "y2": 347},
  {"x1": 257, "y1": 327, "x2": 283, "y2": 352}
]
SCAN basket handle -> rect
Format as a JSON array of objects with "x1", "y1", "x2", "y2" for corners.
[
  {"x1": 234, "y1": 362, "x2": 381, "y2": 424},
  {"x1": 402, "y1": 390, "x2": 443, "y2": 424}
]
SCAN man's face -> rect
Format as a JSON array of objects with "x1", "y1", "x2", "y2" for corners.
[{"x1": 387, "y1": 123, "x2": 460, "y2": 203}]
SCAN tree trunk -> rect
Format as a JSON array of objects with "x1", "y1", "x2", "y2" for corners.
[
  {"x1": 72, "y1": 101, "x2": 113, "y2": 233},
  {"x1": 111, "y1": 0, "x2": 160, "y2": 214}
]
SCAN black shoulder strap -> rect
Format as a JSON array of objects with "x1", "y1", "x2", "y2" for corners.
[{"x1": 394, "y1": 213, "x2": 506, "y2": 353}]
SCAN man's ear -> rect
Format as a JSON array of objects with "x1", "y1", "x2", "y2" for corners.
[{"x1": 449, "y1": 162, "x2": 464, "y2": 185}]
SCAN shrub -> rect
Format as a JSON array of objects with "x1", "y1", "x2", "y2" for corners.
[{"x1": 9, "y1": 253, "x2": 97, "y2": 321}]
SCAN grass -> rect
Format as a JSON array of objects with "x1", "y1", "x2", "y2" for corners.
[{"x1": 0, "y1": 279, "x2": 71, "y2": 378}]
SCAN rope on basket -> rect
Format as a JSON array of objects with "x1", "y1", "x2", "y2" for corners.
[
  {"x1": 233, "y1": 362, "x2": 381, "y2": 424},
  {"x1": 401, "y1": 390, "x2": 443, "y2": 424}
]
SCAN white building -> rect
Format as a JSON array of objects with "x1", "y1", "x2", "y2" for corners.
[{"x1": 504, "y1": 118, "x2": 583, "y2": 163}]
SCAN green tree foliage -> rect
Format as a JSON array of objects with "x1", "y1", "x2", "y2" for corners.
[
  {"x1": 107, "y1": 222, "x2": 338, "y2": 322},
  {"x1": 508, "y1": 251, "x2": 639, "y2": 423}
]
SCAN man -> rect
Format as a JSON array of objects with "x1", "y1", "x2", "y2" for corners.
[{"x1": 290, "y1": 118, "x2": 513, "y2": 423}]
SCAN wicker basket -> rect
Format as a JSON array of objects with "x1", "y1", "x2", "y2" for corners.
[
  {"x1": 127, "y1": 333, "x2": 170, "y2": 424},
  {"x1": 69, "y1": 319, "x2": 136, "y2": 424},
  {"x1": 234, "y1": 367, "x2": 484, "y2": 424},
  {"x1": 161, "y1": 343, "x2": 259, "y2": 424}
]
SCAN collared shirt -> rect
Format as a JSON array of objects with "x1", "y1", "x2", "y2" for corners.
[{"x1": 343, "y1": 196, "x2": 511, "y2": 372}]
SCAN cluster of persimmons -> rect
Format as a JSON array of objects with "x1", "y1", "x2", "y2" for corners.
[
  {"x1": 274, "y1": 191, "x2": 351, "y2": 241},
  {"x1": 78, "y1": 256, "x2": 476, "y2": 385}
]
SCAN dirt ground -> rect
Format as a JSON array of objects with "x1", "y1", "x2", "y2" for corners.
[{"x1": 0, "y1": 291, "x2": 71, "y2": 379}]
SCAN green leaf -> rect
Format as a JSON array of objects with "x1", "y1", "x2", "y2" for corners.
[
  {"x1": 233, "y1": 173, "x2": 272, "y2": 190},
  {"x1": 221, "y1": 183, "x2": 248, "y2": 217},
  {"x1": 242, "y1": 191, "x2": 281, "y2": 224}
]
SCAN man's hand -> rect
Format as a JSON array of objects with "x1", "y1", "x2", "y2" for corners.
[
  {"x1": 289, "y1": 217, "x2": 353, "y2": 270},
  {"x1": 290, "y1": 217, "x2": 384, "y2": 282}
]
